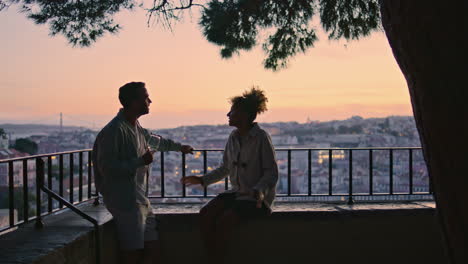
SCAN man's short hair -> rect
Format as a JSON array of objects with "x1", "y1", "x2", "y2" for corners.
[{"x1": 119, "y1": 82, "x2": 146, "y2": 108}]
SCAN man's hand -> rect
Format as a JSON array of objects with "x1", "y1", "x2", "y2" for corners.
[
  {"x1": 180, "y1": 145, "x2": 194, "y2": 155},
  {"x1": 142, "y1": 148, "x2": 155, "y2": 165},
  {"x1": 180, "y1": 176, "x2": 203, "y2": 186},
  {"x1": 253, "y1": 190, "x2": 265, "y2": 209}
]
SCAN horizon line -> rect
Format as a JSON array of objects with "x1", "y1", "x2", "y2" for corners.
[{"x1": 0, "y1": 114, "x2": 415, "y2": 131}]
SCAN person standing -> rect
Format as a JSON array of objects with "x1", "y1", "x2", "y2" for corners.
[{"x1": 93, "y1": 82, "x2": 193, "y2": 264}]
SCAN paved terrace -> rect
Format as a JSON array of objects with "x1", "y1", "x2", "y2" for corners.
[{"x1": 0, "y1": 200, "x2": 446, "y2": 264}]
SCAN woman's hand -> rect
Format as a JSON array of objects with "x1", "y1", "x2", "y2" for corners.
[
  {"x1": 180, "y1": 176, "x2": 203, "y2": 186},
  {"x1": 239, "y1": 189, "x2": 265, "y2": 208},
  {"x1": 253, "y1": 190, "x2": 265, "y2": 208}
]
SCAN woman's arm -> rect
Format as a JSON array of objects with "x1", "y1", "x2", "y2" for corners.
[
  {"x1": 200, "y1": 146, "x2": 230, "y2": 187},
  {"x1": 182, "y1": 139, "x2": 231, "y2": 187}
]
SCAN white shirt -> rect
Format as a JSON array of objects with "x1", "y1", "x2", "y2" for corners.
[
  {"x1": 92, "y1": 109, "x2": 182, "y2": 210},
  {"x1": 201, "y1": 123, "x2": 279, "y2": 208}
]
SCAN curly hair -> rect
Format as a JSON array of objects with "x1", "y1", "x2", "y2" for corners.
[{"x1": 230, "y1": 86, "x2": 268, "y2": 122}]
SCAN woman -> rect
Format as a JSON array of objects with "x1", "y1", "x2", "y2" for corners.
[{"x1": 182, "y1": 87, "x2": 279, "y2": 264}]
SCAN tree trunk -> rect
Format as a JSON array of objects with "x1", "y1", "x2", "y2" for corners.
[{"x1": 379, "y1": 1, "x2": 468, "y2": 263}]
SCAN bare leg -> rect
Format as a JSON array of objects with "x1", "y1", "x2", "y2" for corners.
[
  {"x1": 142, "y1": 240, "x2": 162, "y2": 264},
  {"x1": 199, "y1": 197, "x2": 228, "y2": 264}
]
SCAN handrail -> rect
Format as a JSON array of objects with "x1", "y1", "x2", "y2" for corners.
[
  {"x1": 36, "y1": 158, "x2": 101, "y2": 264},
  {"x1": 0, "y1": 149, "x2": 92, "y2": 163},
  {"x1": 0, "y1": 147, "x2": 423, "y2": 163}
]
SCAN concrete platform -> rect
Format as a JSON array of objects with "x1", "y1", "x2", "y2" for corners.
[{"x1": 0, "y1": 200, "x2": 446, "y2": 264}]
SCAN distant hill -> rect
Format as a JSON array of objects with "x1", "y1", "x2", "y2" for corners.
[{"x1": 0, "y1": 123, "x2": 92, "y2": 139}]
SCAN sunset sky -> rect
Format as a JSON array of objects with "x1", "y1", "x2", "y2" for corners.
[{"x1": 0, "y1": 6, "x2": 412, "y2": 129}]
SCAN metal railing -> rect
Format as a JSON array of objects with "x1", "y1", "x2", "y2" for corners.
[
  {"x1": 149, "y1": 147, "x2": 432, "y2": 203},
  {"x1": 0, "y1": 150, "x2": 97, "y2": 234},
  {"x1": 36, "y1": 158, "x2": 100, "y2": 264},
  {"x1": 0, "y1": 147, "x2": 432, "y2": 234}
]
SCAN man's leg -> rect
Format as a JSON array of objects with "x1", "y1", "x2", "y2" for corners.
[
  {"x1": 141, "y1": 206, "x2": 161, "y2": 264},
  {"x1": 106, "y1": 205, "x2": 146, "y2": 264}
]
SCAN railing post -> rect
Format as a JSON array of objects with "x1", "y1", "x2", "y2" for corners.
[
  {"x1": 308, "y1": 150, "x2": 312, "y2": 196},
  {"x1": 79, "y1": 152, "x2": 83, "y2": 202},
  {"x1": 182, "y1": 153, "x2": 186, "y2": 197},
  {"x1": 23, "y1": 160, "x2": 29, "y2": 222},
  {"x1": 35, "y1": 158, "x2": 44, "y2": 229},
  {"x1": 59, "y1": 154, "x2": 64, "y2": 208},
  {"x1": 328, "y1": 149, "x2": 333, "y2": 196},
  {"x1": 69, "y1": 154, "x2": 74, "y2": 203},
  {"x1": 409, "y1": 149, "x2": 413, "y2": 195},
  {"x1": 203, "y1": 150, "x2": 207, "y2": 197},
  {"x1": 47, "y1": 156, "x2": 53, "y2": 213},
  {"x1": 389, "y1": 149, "x2": 394, "y2": 195},
  {"x1": 287, "y1": 150, "x2": 291, "y2": 196},
  {"x1": 347, "y1": 150, "x2": 354, "y2": 205},
  {"x1": 88, "y1": 151, "x2": 92, "y2": 199},
  {"x1": 8, "y1": 161, "x2": 14, "y2": 227},
  {"x1": 369, "y1": 149, "x2": 373, "y2": 195},
  {"x1": 160, "y1": 152, "x2": 165, "y2": 198}
]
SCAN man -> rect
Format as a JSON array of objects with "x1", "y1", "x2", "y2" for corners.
[{"x1": 93, "y1": 82, "x2": 193, "y2": 264}]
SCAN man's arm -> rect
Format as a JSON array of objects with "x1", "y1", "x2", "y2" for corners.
[{"x1": 142, "y1": 128, "x2": 193, "y2": 153}]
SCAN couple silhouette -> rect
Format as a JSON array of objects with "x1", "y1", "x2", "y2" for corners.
[{"x1": 92, "y1": 82, "x2": 279, "y2": 264}]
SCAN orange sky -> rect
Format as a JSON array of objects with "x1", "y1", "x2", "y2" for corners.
[{"x1": 0, "y1": 7, "x2": 412, "y2": 129}]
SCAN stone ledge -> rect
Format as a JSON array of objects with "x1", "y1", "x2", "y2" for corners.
[
  {"x1": 151, "y1": 200, "x2": 436, "y2": 215},
  {"x1": 0, "y1": 200, "x2": 440, "y2": 264},
  {"x1": 154, "y1": 201, "x2": 445, "y2": 264},
  {"x1": 0, "y1": 201, "x2": 113, "y2": 264}
]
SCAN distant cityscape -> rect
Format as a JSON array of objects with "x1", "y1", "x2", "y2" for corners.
[{"x1": 0, "y1": 115, "x2": 429, "y2": 203}]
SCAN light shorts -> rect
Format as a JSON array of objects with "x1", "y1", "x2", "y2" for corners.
[{"x1": 106, "y1": 203, "x2": 159, "y2": 251}]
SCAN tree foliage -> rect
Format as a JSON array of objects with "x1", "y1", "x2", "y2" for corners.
[
  {"x1": 0, "y1": 128, "x2": 6, "y2": 139},
  {"x1": 1, "y1": 0, "x2": 135, "y2": 46},
  {"x1": 1, "y1": 0, "x2": 381, "y2": 69},
  {"x1": 12, "y1": 138, "x2": 38, "y2": 155},
  {"x1": 201, "y1": 0, "x2": 380, "y2": 70}
]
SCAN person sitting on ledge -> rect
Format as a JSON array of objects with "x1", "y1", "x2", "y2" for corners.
[{"x1": 182, "y1": 86, "x2": 279, "y2": 264}]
